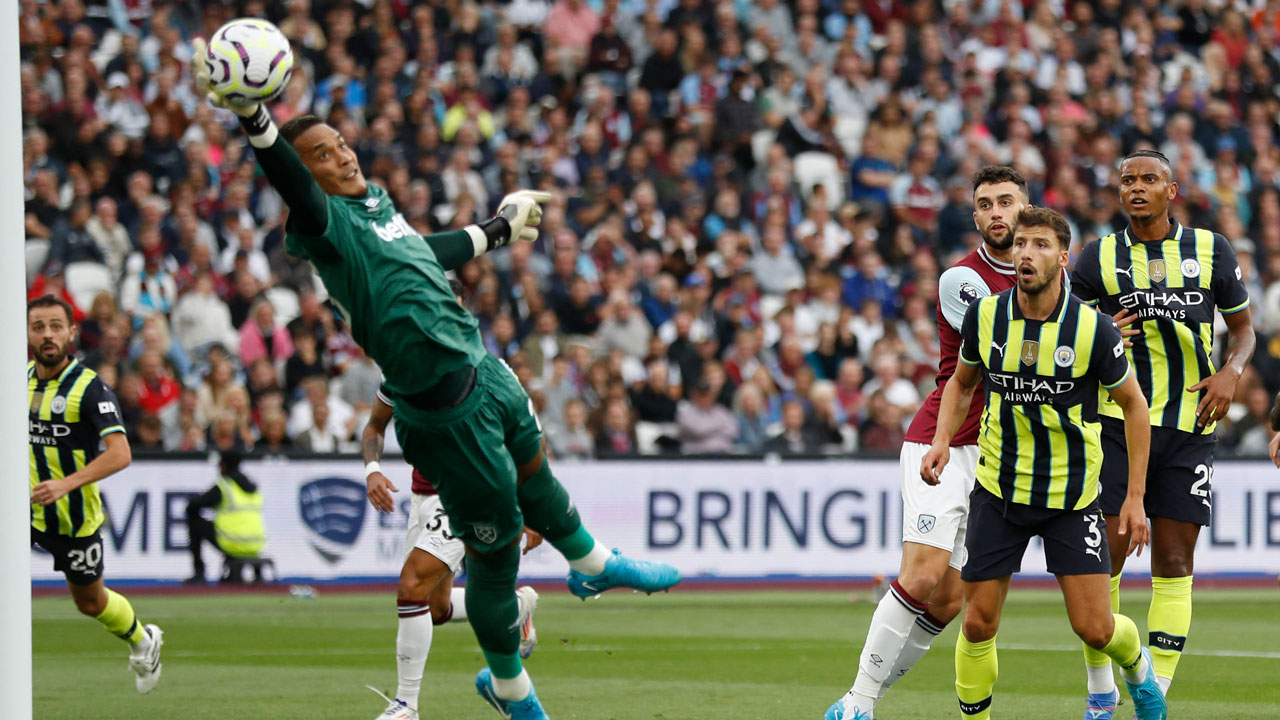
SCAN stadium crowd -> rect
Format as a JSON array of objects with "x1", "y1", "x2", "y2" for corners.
[{"x1": 19, "y1": 0, "x2": 1280, "y2": 459}]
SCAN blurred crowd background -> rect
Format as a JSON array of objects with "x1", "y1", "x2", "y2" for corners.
[{"x1": 20, "y1": 0, "x2": 1280, "y2": 459}]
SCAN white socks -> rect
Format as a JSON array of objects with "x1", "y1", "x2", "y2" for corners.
[
  {"x1": 847, "y1": 581, "x2": 932, "y2": 712},
  {"x1": 395, "y1": 603, "x2": 434, "y2": 710},
  {"x1": 1087, "y1": 664, "x2": 1117, "y2": 695},
  {"x1": 1157, "y1": 676, "x2": 1172, "y2": 695},
  {"x1": 882, "y1": 610, "x2": 946, "y2": 694},
  {"x1": 1120, "y1": 651, "x2": 1150, "y2": 686},
  {"x1": 567, "y1": 542, "x2": 611, "y2": 575},
  {"x1": 493, "y1": 668, "x2": 532, "y2": 701},
  {"x1": 446, "y1": 588, "x2": 468, "y2": 623}
]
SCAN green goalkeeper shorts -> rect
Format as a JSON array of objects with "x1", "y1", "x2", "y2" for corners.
[{"x1": 393, "y1": 354, "x2": 544, "y2": 552}]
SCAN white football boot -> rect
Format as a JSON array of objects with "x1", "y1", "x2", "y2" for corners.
[
  {"x1": 516, "y1": 586, "x2": 539, "y2": 659},
  {"x1": 129, "y1": 624, "x2": 164, "y2": 694}
]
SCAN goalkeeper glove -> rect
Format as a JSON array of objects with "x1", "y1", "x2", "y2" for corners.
[
  {"x1": 190, "y1": 38, "x2": 262, "y2": 118},
  {"x1": 477, "y1": 190, "x2": 553, "y2": 251}
]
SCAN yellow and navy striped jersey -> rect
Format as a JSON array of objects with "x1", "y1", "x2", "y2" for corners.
[
  {"x1": 1070, "y1": 219, "x2": 1250, "y2": 434},
  {"x1": 29, "y1": 359, "x2": 126, "y2": 537},
  {"x1": 959, "y1": 287, "x2": 1130, "y2": 510}
]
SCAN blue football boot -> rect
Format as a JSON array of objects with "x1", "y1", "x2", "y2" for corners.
[
  {"x1": 566, "y1": 549, "x2": 681, "y2": 599},
  {"x1": 475, "y1": 668, "x2": 549, "y2": 719},
  {"x1": 1123, "y1": 648, "x2": 1168, "y2": 720}
]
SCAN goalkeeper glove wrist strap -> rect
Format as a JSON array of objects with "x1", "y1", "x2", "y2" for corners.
[
  {"x1": 238, "y1": 105, "x2": 278, "y2": 148},
  {"x1": 477, "y1": 216, "x2": 513, "y2": 252}
]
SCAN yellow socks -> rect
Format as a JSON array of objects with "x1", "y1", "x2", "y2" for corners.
[
  {"x1": 95, "y1": 588, "x2": 146, "y2": 647},
  {"x1": 1149, "y1": 575, "x2": 1192, "y2": 688},
  {"x1": 956, "y1": 633, "x2": 997, "y2": 719},
  {"x1": 1102, "y1": 612, "x2": 1146, "y2": 684}
]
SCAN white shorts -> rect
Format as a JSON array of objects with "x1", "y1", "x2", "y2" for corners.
[
  {"x1": 404, "y1": 494, "x2": 465, "y2": 575},
  {"x1": 900, "y1": 442, "x2": 979, "y2": 571}
]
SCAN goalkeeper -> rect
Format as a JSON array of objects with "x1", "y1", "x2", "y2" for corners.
[{"x1": 193, "y1": 41, "x2": 680, "y2": 720}]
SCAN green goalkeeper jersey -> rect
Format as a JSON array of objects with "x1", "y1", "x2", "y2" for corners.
[{"x1": 284, "y1": 183, "x2": 486, "y2": 397}]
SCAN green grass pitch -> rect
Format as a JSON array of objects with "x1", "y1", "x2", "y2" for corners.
[{"x1": 33, "y1": 587, "x2": 1280, "y2": 719}]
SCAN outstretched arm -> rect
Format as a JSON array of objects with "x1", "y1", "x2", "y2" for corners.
[
  {"x1": 424, "y1": 190, "x2": 554, "y2": 271},
  {"x1": 191, "y1": 39, "x2": 328, "y2": 238}
]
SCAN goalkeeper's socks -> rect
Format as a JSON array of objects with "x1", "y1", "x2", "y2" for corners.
[
  {"x1": 849, "y1": 580, "x2": 929, "y2": 710},
  {"x1": 396, "y1": 598, "x2": 433, "y2": 711}
]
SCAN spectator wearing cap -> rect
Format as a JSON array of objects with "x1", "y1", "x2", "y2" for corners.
[
  {"x1": 675, "y1": 378, "x2": 738, "y2": 453},
  {"x1": 95, "y1": 71, "x2": 149, "y2": 139}
]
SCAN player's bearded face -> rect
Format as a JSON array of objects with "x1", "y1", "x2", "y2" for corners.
[
  {"x1": 972, "y1": 181, "x2": 1026, "y2": 251},
  {"x1": 295, "y1": 124, "x2": 368, "y2": 198},
  {"x1": 1012, "y1": 227, "x2": 1066, "y2": 295},
  {"x1": 1118, "y1": 157, "x2": 1176, "y2": 220},
  {"x1": 27, "y1": 307, "x2": 74, "y2": 368}
]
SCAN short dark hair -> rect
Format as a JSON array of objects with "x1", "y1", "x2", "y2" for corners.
[
  {"x1": 27, "y1": 295, "x2": 74, "y2": 324},
  {"x1": 1121, "y1": 149, "x2": 1174, "y2": 179},
  {"x1": 972, "y1": 165, "x2": 1029, "y2": 200},
  {"x1": 449, "y1": 277, "x2": 467, "y2": 303},
  {"x1": 280, "y1": 114, "x2": 326, "y2": 146},
  {"x1": 1010, "y1": 207, "x2": 1072, "y2": 250}
]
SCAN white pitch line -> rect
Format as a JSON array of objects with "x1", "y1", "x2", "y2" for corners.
[{"x1": 1002, "y1": 643, "x2": 1280, "y2": 660}]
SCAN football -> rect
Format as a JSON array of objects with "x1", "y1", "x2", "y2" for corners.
[{"x1": 204, "y1": 18, "x2": 294, "y2": 104}]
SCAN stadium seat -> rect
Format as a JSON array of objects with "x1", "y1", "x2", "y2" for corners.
[
  {"x1": 635, "y1": 421, "x2": 678, "y2": 455},
  {"x1": 64, "y1": 261, "x2": 115, "y2": 309},
  {"x1": 794, "y1": 152, "x2": 845, "y2": 211},
  {"x1": 25, "y1": 239, "x2": 50, "y2": 281},
  {"x1": 751, "y1": 129, "x2": 776, "y2": 166}
]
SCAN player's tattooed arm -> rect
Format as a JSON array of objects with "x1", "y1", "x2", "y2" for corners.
[{"x1": 364, "y1": 395, "x2": 398, "y2": 513}]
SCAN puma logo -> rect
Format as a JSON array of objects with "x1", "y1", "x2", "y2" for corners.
[
  {"x1": 1084, "y1": 547, "x2": 1102, "y2": 561},
  {"x1": 1115, "y1": 266, "x2": 1133, "y2": 278},
  {"x1": 992, "y1": 342, "x2": 1007, "y2": 358}
]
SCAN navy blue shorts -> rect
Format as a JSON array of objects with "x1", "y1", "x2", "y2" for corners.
[
  {"x1": 962, "y1": 485, "x2": 1111, "y2": 582},
  {"x1": 1097, "y1": 418, "x2": 1215, "y2": 526}
]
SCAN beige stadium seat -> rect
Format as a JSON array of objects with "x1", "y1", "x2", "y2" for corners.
[
  {"x1": 25, "y1": 239, "x2": 50, "y2": 281},
  {"x1": 794, "y1": 151, "x2": 844, "y2": 211}
]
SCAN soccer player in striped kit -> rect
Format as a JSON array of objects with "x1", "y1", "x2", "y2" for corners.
[{"x1": 1070, "y1": 150, "x2": 1255, "y2": 717}]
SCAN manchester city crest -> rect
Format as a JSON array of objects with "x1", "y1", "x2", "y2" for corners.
[
  {"x1": 1054, "y1": 345, "x2": 1076, "y2": 368},
  {"x1": 1181, "y1": 258, "x2": 1201, "y2": 278},
  {"x1": 50, "y1": 395, "x2": 66, "y2": 414}
]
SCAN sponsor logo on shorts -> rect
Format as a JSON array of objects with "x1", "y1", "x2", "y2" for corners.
[{"x1": 917, "y1": 514, "x2": 936, "y2": 533}]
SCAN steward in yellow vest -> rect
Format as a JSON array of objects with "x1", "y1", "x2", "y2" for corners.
[{"x1": 183, "y1": 451, "x2": 266, "y2": 584}]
